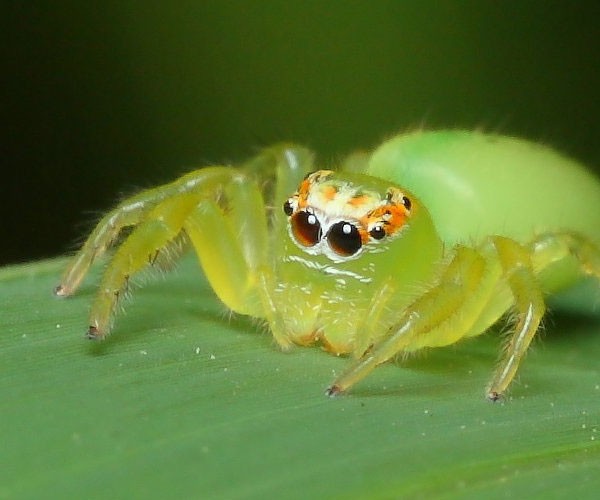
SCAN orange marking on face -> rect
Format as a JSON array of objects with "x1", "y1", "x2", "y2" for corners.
[
  {"x1": 321, "y1": 185, "x2": 338, "y2": 201},
  {"x1": 366, "y1": 204, "x2": 409, "y2": 236},
  {"x1": 296, "y1": 170, "x2": 335, "y2": 209},
  {"x1": 348, "y1": 195, "x2": 371, "y2": 207},
  {"x1": 296, "y1": 178, "x2": 312, "y2": 208},
  {"x1": 358, "y1": 227, "x2": 370, "y2": 244},
  {"x1": 362, "y1": 188, "x2": 412, "y2": 239}
]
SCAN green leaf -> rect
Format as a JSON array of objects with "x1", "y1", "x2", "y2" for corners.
[{"x1": 2, "y1": 257, "x2": 600, "y2": 499}]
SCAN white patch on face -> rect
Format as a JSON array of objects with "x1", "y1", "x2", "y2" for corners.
[
  {"x1": 307, "y1": 183, "x2": 382, "y2": 220},
  {"x1": 283, "y1": 254, "x2": 372, "y2": 283}
]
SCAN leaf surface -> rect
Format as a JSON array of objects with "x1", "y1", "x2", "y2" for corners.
[{"x1": 2, "y1": 257, "x2": 600, "y2": 498}]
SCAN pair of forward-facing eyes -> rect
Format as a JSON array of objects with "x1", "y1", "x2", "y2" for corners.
[{"x1": 283, "y1": 200, "x2": 396, "y2": 258}]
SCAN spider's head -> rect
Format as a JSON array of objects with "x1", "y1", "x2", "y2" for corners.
[{"x1": 283, "y1": 170, "x2": 413, "y2": 263}]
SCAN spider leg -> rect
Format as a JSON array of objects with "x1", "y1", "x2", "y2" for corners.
[
  {"x1": 351, "y1": 279, "x2": 397, "y2": 357},
  {"x1": 184, "y1": 177, "x2": 294, "y2": 349},
  {"x1": 54, "y1": 167, "x2": 234, "y2": 296},
  {"x1": 83, "y1": 167, "x2": 241, "y2": 337},
  {"x1": 63, "y1": 145, "x2": 314, "y2": 342},
  {"x1": 531, "y1": 232, "x2": 600, "y2": 279},
  {"x1": 241, "y1": 143, "x2": 314, "y2": 213},
  {"x1": 86, "y1": 189, "x2": 211, "y2": 338},
  {"x1": 56, "y1": 145, "x2": 312, "y2": 297},
  {"x1": 485, "y1": 237, "x2": 546, "y2": 400},
  {"x1": 55, "y1": 188, "x2": 168, "y2": 297},
  {"x1": 183, "y1": 145, "x2": 314, "y2": 350},
  {"x1": 487, "y1": 232, "x2": 600, "y2": 398},
  {"x1": 328, "y1": 231, "x2": 600, "y2": 399},
  {"x1": 327, "y1": 245, "x2": 501, "y2": 396}
]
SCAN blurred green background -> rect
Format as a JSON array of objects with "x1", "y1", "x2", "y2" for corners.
[{"x1": 4, "y1": 1, "x2": 599, "y2": 266}]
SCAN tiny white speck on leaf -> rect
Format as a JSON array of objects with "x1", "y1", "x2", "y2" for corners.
[
  {"x1": 195, "y1": 347, "x2": 201, "y2": 354},
  {"x1": 210, "y1": 354, "x2": 216, "y2": 360},
  {"x1": 140, "y1": 350, "x2": 148, "y2": 355}
]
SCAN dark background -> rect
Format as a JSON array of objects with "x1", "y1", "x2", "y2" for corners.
[{"x1": 4, "y1": 1, "x2": 599, "y2": 266}]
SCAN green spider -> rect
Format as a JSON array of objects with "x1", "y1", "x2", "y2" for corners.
[{"x1": 55, "y1": 130, "x2": 600, "y2": 400}]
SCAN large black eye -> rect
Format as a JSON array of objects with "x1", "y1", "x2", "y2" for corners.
[
  {"x1": 290, "y1": 210, "x2": 322, "y2": 247},
  {"x1": 327, "y1": 221, "x2": 362, "y2": 257}
]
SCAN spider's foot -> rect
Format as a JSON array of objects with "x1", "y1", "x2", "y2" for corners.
[
  {"x1": 325, "y1": 384, "x2": 343, "y2": 398},
  {"x1": 54, "y1": 284, "x2": 69, "y2": 297},
  {"x1": 86, "y1": 325, "x2": 103, "y2": 340},
  {"x1": 486, "y1": 390, "x2": 503, "y2": 402}
]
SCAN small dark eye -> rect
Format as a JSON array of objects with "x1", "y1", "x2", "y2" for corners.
[
  {"x1": 369, "y1": 226, "x2": 386, "y2": 240},
  {"x1": 402, "y1": 196, "x2": 411, "y2": 210},
  {"x1": 327, "y1": 221, "x2": 362, "y2": 257},
  {"x1": 290, "y1": 210, "x2": 322, "y2": 247},
  {"x1": 283, "y1": 199, "x2": 294, "y2": 216}
]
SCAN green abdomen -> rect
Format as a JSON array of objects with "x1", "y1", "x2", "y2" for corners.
[{"x1": 367, "y1": 130, "x2": 600, "y2": 247}]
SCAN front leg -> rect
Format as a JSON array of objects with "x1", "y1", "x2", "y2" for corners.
[
  {"x1": 327, "y1": 245, "x2": 500, "y2": 396},
  {"x1": 57, "y1": 144, "x2": 314, "y2": 341},
  {"x1": 55, "y1": 167, "x2": 235, "y2": 297},
  {"x1": 183, "y1": 145, "x2": 315, "y2": 350},
  {"x1": 328, "y1": 233, "x2": 600, "y2": 399},
  {"x1": 183, "y1": 174, "x2": 295, "y2": 349},
  {"x1": 56, "y1": 144, "x2": 313, "y2": 299}
]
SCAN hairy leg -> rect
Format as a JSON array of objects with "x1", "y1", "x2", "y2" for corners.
[
  {"x1": 55, "y1": 167, "x2": 234, "y2": 296},
  {"x1": 57, "y1": 145, "x2": 314, "y2": 342},
  {"x1": 55, "y1": 142, "x2": 313, "y2": 297},
  {"x1": 485, "y1": 237, "x2": 546, "y2": 400},
  {"x1": 487, "y1": 233, "x2": 600, "y2": 399},
  {"x1": 327, "y1": 246, "x2": 499, "y2": 395},
  {"x1": 329, "y1": 232, "x2": 600, "y2": 399},
  {"x1": 87, "y1": 190, "x2": 207, "y2": 337},
  {"x1": 184, "y1": 145, "x2": 314, "y2": 349},
  {"x1": 183, "y1": 175, "x2": 294, "y2": 349}
]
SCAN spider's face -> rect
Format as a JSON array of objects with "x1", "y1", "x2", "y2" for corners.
[{"x1": 283, "y1": 170, "x2": 412, "y2": 263}]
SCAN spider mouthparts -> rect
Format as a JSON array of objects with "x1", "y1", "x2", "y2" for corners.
[{"x1": 325, "y1": 384, "x2": 343, "y2": 397}]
